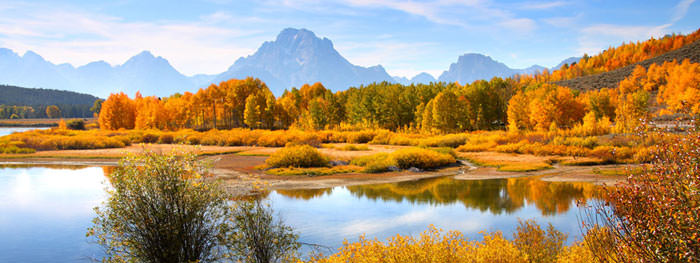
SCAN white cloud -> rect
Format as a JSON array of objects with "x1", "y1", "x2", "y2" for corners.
[
  {"x1": 576, "y1": 24, "x2": 672, "y2": 55},
  {"x1": 517, "y1": 1, "x2": 569, "y2": 10},
  {"x1": 499, "y1": 18, "x2": 537, "y2": 33},
  {"x1": 274, "y1": 0, "x2": 537, "y2": 33},
  {"x1": 672, "y1": 0, "x2": 695, "y2": 23},
  {"x1": 542, "y1": 14, "x2": 580, "y2": 28}
]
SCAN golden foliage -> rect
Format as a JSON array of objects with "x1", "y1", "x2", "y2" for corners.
[
  {"x1": 265, "y1": 144, "x2": 329, "y2": 168},
  {"x1": 308, "y1": 226, "x2": 526, "y2": 263}
]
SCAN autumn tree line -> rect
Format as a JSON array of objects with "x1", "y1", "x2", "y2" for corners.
[
  {"x1": 97, "y1": 59, "x2": 699, "y2": 134},
  {"x1": 97, "y1": 29, "x2": 700, "y2": 134}
]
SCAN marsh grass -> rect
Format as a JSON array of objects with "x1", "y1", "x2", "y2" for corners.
[{"x1": 266, "y1": 165, "x2": 363, "y2": 176}]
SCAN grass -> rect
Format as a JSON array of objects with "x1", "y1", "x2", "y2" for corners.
[
  {"x1": 592, "y1": 167, "x2": 643, "y2": 176},
  {"x1": 0, "y1": 126, "x2": 664, "y2": 168},
  {"x1": 235, "y1": 152, "x2": 271, "y2": 156},
  {"x1": 497, "y1": 163, "x2": 553, "y2": 172},
  {"x1": 266, "y1": 165, "x2": 363, "y2": 176},
  {"x1": 557, "y1": 157, "x2": 608, "y2": 166},
  {"x1": 348, "y1": 147, "x2": 456, "y2": 173},
  {"x1": 321, "y1": 143, "x2": 370, "y2": 151},
  {"x1": 460, "y1": 152, "x2": 554, "y2": 172}
]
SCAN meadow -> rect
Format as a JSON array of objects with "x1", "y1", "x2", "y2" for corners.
[{"x1": 0, "y1": 125, "x2": 664, "y2": 176}]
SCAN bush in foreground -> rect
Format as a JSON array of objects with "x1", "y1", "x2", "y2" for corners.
[
  {"x1": 583, "y1": 131, "x2": 700, "y2": 262},
  {"x1": 308, "y1": 221, "x2": 591, "y2": 263},
  {"x1": 265, "y1": 144, "x2": 330, "y2": 168},
  {"x1": 88, "y1": 151, "x2": 299, "y2": 263}
]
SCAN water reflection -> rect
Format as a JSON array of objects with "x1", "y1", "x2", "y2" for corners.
[
  {"x1": 0, "y1": 166, "x2": 601, "y2": 261},
  {"x1": 0, "y1": 127, "x2": 47, "y2": 137},
  {"x1": 0, "y1": 166, "x2": 106, "y2": 262},
  {"x1": 277, "y1": 176, "x2": 600, "y2": 216}
]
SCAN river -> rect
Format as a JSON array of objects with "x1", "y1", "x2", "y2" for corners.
[{"x1": 0, "y1": 165, "x2": 600, "y2": 262}]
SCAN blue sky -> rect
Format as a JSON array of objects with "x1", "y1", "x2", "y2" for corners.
[{"x1": 0, "y1": 0, "x2": 697, "y2": 78}]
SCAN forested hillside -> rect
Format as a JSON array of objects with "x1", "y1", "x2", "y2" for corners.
[
  {"x1": 553, "y1": 36, "x2": 700, "y2": 91},
  {"x1": 0, "y1": 85, "x2": 100, "y2": 118}
]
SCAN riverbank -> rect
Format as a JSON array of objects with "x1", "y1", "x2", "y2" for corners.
[{"x1": 0, "y1": 144, "x2": 626, "y2": 195}]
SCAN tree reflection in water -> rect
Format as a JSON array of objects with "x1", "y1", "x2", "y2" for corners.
[{"x1": 276, "y1": 176, "x2": 602, "y2": 216}]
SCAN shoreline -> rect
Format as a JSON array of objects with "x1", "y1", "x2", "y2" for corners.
[{"x1": 1, "y1": 152, "x2": 625, "y2": 196}]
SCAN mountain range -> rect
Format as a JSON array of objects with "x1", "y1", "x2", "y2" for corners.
[{"x1": 0, "y1": 28, "x2": 580, "y2": 97}]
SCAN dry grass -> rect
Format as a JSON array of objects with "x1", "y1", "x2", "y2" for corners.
[
  {"x1": 592, "y1": 166, "x2": 643, "y2": 176},
  {"x1": 0, "y1": 144, "x2": 248, "y2": 159},
  {"x1": 460, "y1": 152, "x2": 554, "y2": 172},
  {"x1": 265, "y1": 165, "x2": 363, "y2": 176}
]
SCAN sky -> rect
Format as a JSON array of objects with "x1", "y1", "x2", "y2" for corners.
[{"x1": 0, "y1": 0, "x2": 698, "y2": 78}]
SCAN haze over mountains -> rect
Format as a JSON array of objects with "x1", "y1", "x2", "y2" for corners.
[{"x1": 0, "y1": 28, "x2": 579, "y2": 98}]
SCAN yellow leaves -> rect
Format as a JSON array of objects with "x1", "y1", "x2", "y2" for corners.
[
  {"x1": 508, "y1": 84, "x2": 586, "y2": 132},
  {"x1": 658, "y1": 59, "x2": 700, "y2": 115},
  {"x1": 308, "y1": 226, "x2": 528, "y2": 263},
  {"x1": 99, "y1": 92, "x2": 137, "y2": 130}
]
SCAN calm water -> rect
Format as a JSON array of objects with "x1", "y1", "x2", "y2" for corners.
[
  {"x1": 0, "y1": 166, "x2": 600, "y2": 262},
  {"x1": 0, "y1": 127, "x2": 47, "y2": 137}
]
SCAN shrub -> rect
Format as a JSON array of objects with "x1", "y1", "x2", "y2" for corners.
[
  {"x1": 308, "y1": 225, "x2": 527, "y2": 263},
  {"x1": 140, "y1": 132, "x2": 159, "y2": 143},
  {"x1": 513, "y1": 219, "x2": 567, "y2": 263},
  {"x1": 157, "y1": 134, "x2": 174, "y2": 144},
  {"x1": 456, "y1": 141, "x2": 497, "y2": 152},
  {"x1": 88, "y1": 151, "x2": 300, "y2": 262},
  {"x1": 66, "y1": 119, "x2": 86, "y2": 130},
  {"x1": 418, "y1": 133, "x2": 469, "y2": 147},
  {"x1": 229, "y1": 199, "x2": 300, "y2": 263},
  {"x1": 584, "y1": 132, "x2": 700, "y2": 261},
  {"x1": 391, "y1": 147, "x2": 456, "y2": 170},
  {"x1": 265, "y1": 145, "x2": 329, "y2": 168},
  {"x1": 350, "y1": 153, "x2": 396, "y2": 173},
  {"x1": 429, "y1": 147, "x2": 457, "y2": 158},
  {"x1": 551, "y1": 136, "x2": 598, "y2": 149},
  {"x1": 346, "y1": 130, "x2": 377, "y2": 143},
  {"x1": 89, "y1": 151, "x2": 233, "y2": 262},
  {"x1": 340, "y1": 144, "x2": 370, "y2": 151},
  {"x1": 350, "y1": 153, "x2": 391, "y2": 167}
]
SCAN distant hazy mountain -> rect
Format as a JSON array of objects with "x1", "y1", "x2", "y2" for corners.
[
  {"x1": 214, "y1": 28, "x2": 393, "y2": 94},
  {"x1": 392, "y1": 76, "x2": 410, "y2": 85},
  {"x1": 411, "y1": 72, "x2": 437, "y2": 84},
  {"x1": 393, "y1": 72, "x2": 437, "y2": 85},
  {"x1": 552, "y1": 57, "x2": 582, "y2": 70},
  {"x1": 0, "y1": 28, "x2": 583, "y2": 98},
  {"x1": 437, "y1": 53, "x2": 552, "y2": 84},
  {"x1": 0, "y1": 49, "x2": 202, "y2": 98}
]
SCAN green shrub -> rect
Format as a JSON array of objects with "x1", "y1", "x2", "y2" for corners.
[{"x1": 265, "y1": 145, "x2": 330, "y2": 168}]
